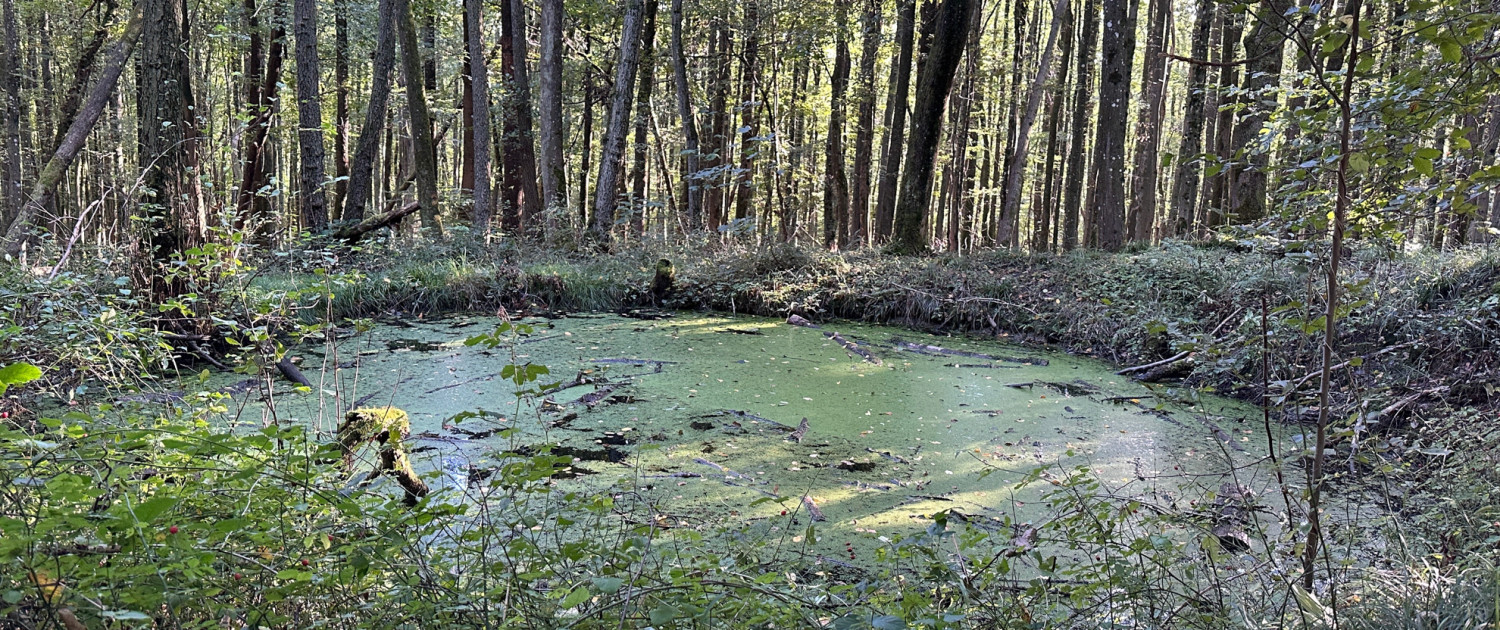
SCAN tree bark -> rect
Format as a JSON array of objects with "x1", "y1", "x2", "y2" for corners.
[
  {"x1": 732, "y1": 0, "x2": 760, "y2": 223},
  {"x1": 998, "y1": 0, "x2": 1068, "y2": 247},
  {"x1": 234, "y1": 5, "x2": 286, "y2": 242},
  {"x1": 538, "y1": 0, "x2": 567, "y2": 220},
  {"x1": 1033, "y1": 2, "x2": 1073, "y2": 252},
  {"x1": 1228, "y1": 0, "x2": 1291, "y2": 223},
  {"x1": 1126, "y1": 0, "x2": 1169, "y2": 242},
  {"x1": 628, "y1": 0, "x2": 659, "y2": 238},
  {"x1": 396, "y1": 0, "x2": 440, "y2": 233},
  {"x1": 137, "y1": 0, "x2": 202, "y2": 299},
  {"x1": 1, "y1": 9, "x2": 141, "y2": 256},
  {"x1": 669, "y1": 0, "x2": 701, "y2": 230},
  {"x1": 1089, "y1": 0, "x2": 1134, "y2": 251},
  {"x1": 1, "y1": 0, "x2": 22, "y2": 225},
  {"x1": 889, "y1": 0, "x2": 977, "y2": 254},
  {"x1": 588, "y1": 0, "x2": 646, "y2": 244},
  {"x1": 848, "y1": 0, "x2": 881, "y2": 247},
  {"x1": 500, "y1": 0, "x2": 541, "y2": 233},
  {"x1": 341, "y1": 0, "x2": 399, "y2": 222},
  {"x1": 1060, "y1": 0, "x2": 1097, "y2": 250},
  {"x1": 703, "y1": 22, "x2": 730, "y2": 230},
  {"x1": 465, "y1": 0, "x2": 494, "y2": 233},
  {"x1": 1166, "y1": 0, "x2": 1213, "y2": 237},
  {"x1": 824, "y1": 21, "x2": 852, "y2": 250},
  {"x1": 332, "y1": 0, "x2": 350, "y2": 218},
  {"x1": 294, "y1": 0, "x2": 328, "y2": 231},
  {"x1": 872, "y1": 0, "x2": 915, "y2": 243}
]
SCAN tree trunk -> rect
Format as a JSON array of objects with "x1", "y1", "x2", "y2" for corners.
[
  {"x1": 732, "y1": 0, "x2": 760, "y2": 223},
  {"x1": 1060, "y1": 0, "x2": 1097, "y2": 250},
  {"x1": 824, "y1": 21, "x2": 852, "y2": 250},
  {"x1": 703, "y1": 22, "x2": 730, "y2": 230},
  {"x1": 1204, "y1": 5, "x2": 1243, "y2": 231},
  {"x1": 945, "y1": 3, "x2": 983, "y2": 252},
  {"x1": 1088, "y1": 0, "x2": 1133, "y2": 251},
  {"x1": 1, "y1": 9, "x2": 141, "y2": 256},
  {"x1": 1166, "y1": 0, "x2": 1213, "y2": 237},
  {"x1": 51, "y1": 0, "x2": 118, "y2": 149},
  {"x1": 465, "y1": 0, "x2": 494, "y2": 233},
  {"x1": 137, "y1": 0, "x2": 201, "y2": 299},
  {"x1": 588, "y1": 0, "x2": 646, "y2": 244},
  {"x1": 500, "y1": 0, "x2": 541, "y2": 232},
  {"x1": 889, "y1": 0, "x2": 977, "y2": 254},
  {"x1": 998, "y1": 0, "x2": 1068, "y2": 247},
  {"x1": 1, "y1": 0, "x2": 21, "y2": 225},
  {"x1": 538, "y1": 0, "x2": 567, "y2": 220},
  {"x1": 294, "y1": 0, "x2": 328, "y2": 231},
  {"x1": 628, "y1": 0, "x2": 659, "y2": 238},
  {"x1": 341, "y1": 0, "x2": 399, "y2": 222},
  {"x1": 669, "y1": 0, "x2": 700, "y2": 230},
  {"x1": 1125, "y1": 0, "x2": 1168, "y2": 242},
  {"x1": 1228, "y1": 0, "x2": 1291, "y2": 223},
  {"x1": 332, "y1": 0, "x2": 350, "y2": 217},
  {"x1": 396, "y1": 0, "x2": 440, "y2": 233},
  {"x1": 848, "y1": 0, "x2": 881, "y2": 247},
  {"x1": 235, "y1": 3, "x2": 286, "y2": 241},
  {"x1": 872, "y1": 0, "x2": 915, "y2": 243}
]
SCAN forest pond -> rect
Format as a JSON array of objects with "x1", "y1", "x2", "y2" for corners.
[{"x1": 133, "y1": 313, "x2": 1302, "y2": 558}]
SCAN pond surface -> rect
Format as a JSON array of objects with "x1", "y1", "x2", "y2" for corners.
[{"x1": 144, "y1": 313, "x2": 1296, "y2": 559}]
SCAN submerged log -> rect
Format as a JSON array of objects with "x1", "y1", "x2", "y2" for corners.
[
  {"x1": 786, "y1": 314, "x2": 819, "y2": 328},
  {"x1": 338, "y1": 407, "x2": 429, "y2": 506},
  {"x1": 801, "y1": 495, "x2": 827, "y2": 521},
  {"x1": 891, "y1": 337, "x2": 1049, "y2": 365},
  {"x1": 825, "y1": 332, "x2": 883, "y2": 365},
  {"x1": 276, "y1": 357, "x2": 314, "y2": 387}
]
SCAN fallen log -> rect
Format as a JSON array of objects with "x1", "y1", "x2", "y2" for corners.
[
  {"x1": 276, "y1": 357, "x2": 314, "y2": 388},
  {"x1": 330, "y1": 201, "x2": 421, "y2": 243},
  {"x1": 786, "y1": 314, "x2": 819, "y2": 328},
  {"x1": 1116, "y1": 351, "x2": 1191, "y2": 376},
  {"x1": 573, "y1": 383, "x2": 626, "y2": 407},
  {"x1": 825, "y1": 332, "x2": 883, "y2": 365},
  {"x1": 891, "y1": 337, "x2": 1048, "y2": 365}
]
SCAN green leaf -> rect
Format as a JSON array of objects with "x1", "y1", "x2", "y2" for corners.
[
  {"x1": 1413, "y1": 157, "x2": 1434, "y2": 176},
  {"x1": 132, "y1": 495, "x2": 179, "y2": 524},
  {"x1": 1322, "y1": 32, "x2": 1348, "y2": 55},
  {"x1": 649, "y1": 604, "x2": 680, "y2": 624},
  {"x1": 873, "y1": 615, "x2": 908, "y2": 630},
  {"x1": 591, "y1": 577, "x2": 623, "y2": 593},
  {"x1": 0, "y1": 363, "x2": 41, "y2": 395},
  {"x1": 560, "y1": 585, "x2": 592, "y2": 608},
  {"x1": 1440, "y1": 40, "x2": 1463, "y2": 63}
]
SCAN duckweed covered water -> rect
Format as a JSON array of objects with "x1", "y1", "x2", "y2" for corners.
[{"x1": 152, "y1": 313, "x2": 1296, "y2": 557}]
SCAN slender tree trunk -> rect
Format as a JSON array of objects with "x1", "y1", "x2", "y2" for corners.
[
  {"x1": 1125, "y1": 0, "x2": 1168, "y2": 241},
  {"x1": 890, "y1": 0, "x2": 977, "y2": 254},
  {"x1": 825, "y1": 22, "x2": 852, "y2": 250},
  {"x1": 669, "y1": 0, "x2": 700, "y2": 230},
  {"x1": 589, "y1": 0, "x2": 646, "y2": 244},
  {"x1": 538, "y1": 0, "x2": 567, "y2": 221},
  {"x1": 332, "y1": 0, "x2": 350, "y2": 218},
  {"x1": 397, "y1": 0, "x2": 440, "y2": 233},
  {"x1": 628, "y1": 0, "x2": 659, "y2": 238},
  {"x1": 52, "y1": 0, "x2": 118, "y2": 149},
  {"x1": 235, "y1": 7, "x2": 286, "y2": 241},
  {"x1": 848, "y1": 0, "x2": 881, "y2": 247},
  {"x1": 732, "y1": 0, "x2": 760, "y2": 223},
  {"x1": 1089, "y1": 0, "x2": 1133, "y2": 251},
  {"x1": 294, "y1": 0, "x2": 328, "y2": 230},
  {"x1": 998, "y1": 0, "x2": 1067, "y2": 247},
  {"x1": 1167, "y1": 0, "x2": 1213, "y2": 237},
  {"x1": 579, "y1": 78, "x2": 593, "y2": 228},
  {"x1": 1060, "y1": 0, "x2": 1097, "y2": 250},
  {"x1": 703, "y1": 22, "x2": 730, "y2": 230},
  {"x1": 501, "y1": 0, "x2": 541, "y2": 232},
  {"x1": 1229, "y1": 0, "x2": 1292, "y2": 223},
  {"x1": 460, "y1": 7, "x2": 475, "y2": 198},
  {"x1": 1034, "y1": 0, "x2": 1073, "y2": 252},
  {"x1": 945, "y1": 3, "x2": 983, "y2": 252},
  {"x1": 1, "y1": 9, "x2": 141, "y2": 256},
  {"x1": 1205, "y1": 4, "x2": 1243, "y2": 231},
  {"x1": 873, "y1": 0, "x2": 915, "y2": 243},
  {"x1": 341, "y1": 0, "x2": 398, "y2": 222},
  {"x1": 466, "y1": 0, "x2": 494, "y2": 232},
  {"x1": 0, "y1": 0, "x2": 20, "y2": 224}
]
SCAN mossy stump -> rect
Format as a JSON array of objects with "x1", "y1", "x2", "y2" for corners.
[{"x1": 338, "y1": 407, "x2": 428, "y2": 506}]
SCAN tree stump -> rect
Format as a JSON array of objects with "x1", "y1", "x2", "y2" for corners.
[{"x1": 338, "y1": 407, "x2": 429, "y2": 505}]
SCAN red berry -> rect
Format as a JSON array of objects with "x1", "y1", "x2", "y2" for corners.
[
  {"x1": 301, "y1": 559, "x2": 309, "y2": 566},
  {"x1": 0, "y1": 412, "x2": 9, "y2": 418},
  {"x1": 780, "y1": 510, "x2": 787, "y2": 515},
  {"x1": 327, "y1": 535, "x2": 334, "y2": 541},
  {"x1": 168, "y1": 526, "x2": 178, "y2": 534},
  {"x1": 233, "y1": 573, "x2": 242, "y2": 580}
]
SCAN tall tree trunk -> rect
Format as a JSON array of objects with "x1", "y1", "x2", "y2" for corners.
[
  {"x1": 52, "y1": 0, "x2": 118, "y2": 149},
  {"x1": 461, "y1": 7, "x2": 475, "y2": 198},
  {"x1": 628, "y1": 0, "x2": 659, "y2": 238},
  {"x1": 1, "y1": 0, "x2": 20, "y2": 224},
  {"x1": 732, "y1": 0, "x2": 760, "y2": 223},
  {"x1": 235, "y1": 5, "x2": 286, "y2": 241},
  {"x1": 824, "y1": 22, "x2": 852, "y2": 250},
  {"x1": 1166, "y1": 0, "x2": 1213, "y2": 237},
  {"x1": 1033, "y1": 0, "x2": 1073, "y2": 252},
  {"x1": 848, "y1": 0, "x2": 881, "y2": 247},
  {"x1": 998, "y1": 0, "x2": 1067, "y2": 247},
  {"x1": 890, "y1": 0, "x2": 977, "y2": 254},
  {"x1": 588, "y1": 0, "x2": 646, "y2": 244},
  {"x1": 1125, "y1": 0, "x2": 1168, "y2": 241},
  {"x1": 397, "y1": 0, "x2": 440, "y2": 233},
  {"x1": 945, "y1": 3, "x2": 982, "y2": 252},
  {"x1": 500, "y1": 0, "x2": 541, "y2": 232},
  {"x1": 137, "y1": 0, "x2": 201, "y2": 299},
  {"x1": 1228, "y1": 0, "x2": 1291, "y2": 223},
  {"x1": 872, "y1": 0, "x2": 915, "y2": 242},
  {"x1": 1, "y1": 9, "x2": 141, "y2": 256},
  {"x1": 703, "y1": 22, "x2": 730, "y2": 230},
  {"x1": 1204, "y1": 4, "x2": 1243, "y2": 231},
  {"x1": 341, "y1": 0, "x2": 398, "y2": 222},
  {"x1": 466, "y1": 0, "x2": 494, "y2": 232},
  {"x1": 332, "y1": 0, "x2": 350, "y2": 217},
  {"x1": 1060, "y1": 0, "x2": 1097, "y2": 250},
  {"x1": 669, "y1": 0, "x2": 701, "y2": 230},
  {"x1": 1089, "y1": 0, "x2": 1133, "y2": 251},
  {"x1": 538, "y1": 0, "x2": 567, "y2": 221},
  {"x1": 294, "y1": 0, "x2": 328, "y2": 230}
]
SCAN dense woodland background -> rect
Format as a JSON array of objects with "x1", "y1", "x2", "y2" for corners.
[{"x1": 0, "y1": 0, "x2": 1494, "y2": 275}]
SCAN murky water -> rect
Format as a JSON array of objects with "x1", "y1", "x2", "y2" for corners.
[{"x1": 141, "y1": 313, "x2": 1293, "y2": 558}]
